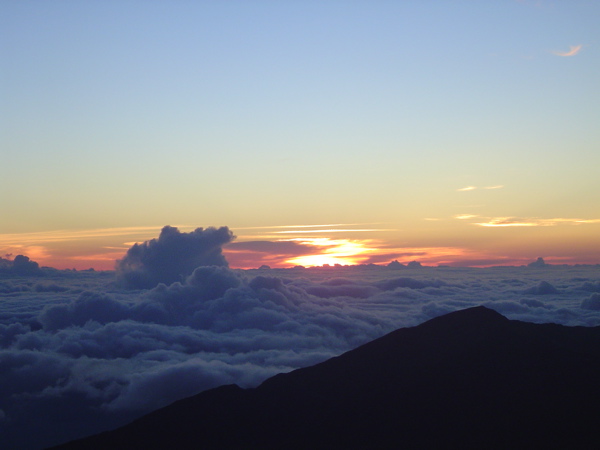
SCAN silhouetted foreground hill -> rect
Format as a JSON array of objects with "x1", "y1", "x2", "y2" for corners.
[{"x1": 55, "y1": 306, "x2": 600, "y2": 449}]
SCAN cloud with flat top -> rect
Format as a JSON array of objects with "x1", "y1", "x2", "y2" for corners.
[{"x1": 552, "y1": 45, "x2": 582, "y2": 57}]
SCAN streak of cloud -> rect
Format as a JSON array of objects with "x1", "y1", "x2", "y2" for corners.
[
  {"x1": 552, "y1": 45, "x2": 583, "y2": 57},
  {"x1": 474, "y1": 217, "x2": 600, "y2": 227},
  {"x1": 0, "y1": 226, "x2": 169, "y2": 246},
  {"x1": 457, "y1": 185, "x2": 503, "y2": 192},
  {"x1": 454, "y1": 214, "x2": 478, "y2": 220},
  {"x1": 272, "y1": 229, "x2": 394, "y2": 234},
  {"x1": 235, "y1": 223, "x2": 371, "y2": 230}
]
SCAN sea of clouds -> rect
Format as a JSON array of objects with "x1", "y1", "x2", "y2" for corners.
[{"x1": 1, "y1": 226, "x2": 600, "y2": 448}]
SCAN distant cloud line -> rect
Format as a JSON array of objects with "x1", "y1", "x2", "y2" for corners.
[{"x1": 2, "y1": 218, "x2": 599, "y2": 270}]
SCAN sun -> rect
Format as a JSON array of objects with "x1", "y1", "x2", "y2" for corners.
[{"x1": 283, "y1": 238, "x2": 371, "y2": 267}]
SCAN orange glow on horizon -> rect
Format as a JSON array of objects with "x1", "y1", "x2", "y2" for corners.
[
  {"x1": 2, "y1": 222, "x2": 600, "y2": 270},
  {"x1": 283, "y1": 237, "x2": 373, "y2": 267}
]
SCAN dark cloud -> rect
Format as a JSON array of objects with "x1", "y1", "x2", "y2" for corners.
[
  {"x1": 581, "y1": 293, "x2": 600, "y2": 311},
  {"x1": 224, "y1": 240, "x2": 317, "y2": 268},
  {"x1": 116, "y1": 226, "x2": 234, "y2": 289},
  {"x1": 520, "y1": 298, "x2": 547, "y2": 308},
  {"x1": 376, "y1": 277, "x2": 446, "y2": 290},
  {"x1": 387, "y1": 260, "x2": 405, "y2": 269},
  {"x1": 528, "y1": 257, "x2": 548, "y2": 268},
  {"x1": 34, "y1": 283, "x2": 70, "y2": 293},
  {"x1": 0, "y1": 255, "x2": 43, "y2": 276},
  {"x1": 304, "y1": 282, "x2": 380, "y2": 299},
  {"x1": 362, "y1": 253, "x2": 426, "y2": 265},
  {"x1": 523, "y1": 281, "x2": 560, "y2": 295},
  {"x1": 39, "y1": 292, "x2": 130, "y2": 331},
  {"x1": 0, "y1": 280, "x2": 31, "y2": 294},
  {"x1": 579, "y1": 281, "x2": 600, "y2": 293}
]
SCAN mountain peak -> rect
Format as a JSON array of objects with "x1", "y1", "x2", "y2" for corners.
[
  {"x1": 420, "y1": 305, "x2": 508, "y2": 328},
  {"x1": 56, "y1": 307, "x2": 600, "y2": 449}
]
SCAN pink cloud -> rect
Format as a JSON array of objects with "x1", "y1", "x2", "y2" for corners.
[{"x1": 552, "y1": 45, "x2": 583, "y2": 57}]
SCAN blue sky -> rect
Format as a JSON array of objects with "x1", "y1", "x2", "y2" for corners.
[{"x1": 2, "y1": 1, "x2": 599, "y2": 268}]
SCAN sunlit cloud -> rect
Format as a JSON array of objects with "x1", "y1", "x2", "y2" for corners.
[
  {"x1": 474, "y1": 217, "x2": 600, "y2": 227},
  {"x1": 1, "y1": 245, "x2": 52, "y2": 262},
  {"x1": 552, "y1": 45, "x2": 583, "y2": 57},
  {"x1": 475, "y1": 218, "x2": 539, "y2": 227},
  {"x1": 272, "y1": 229, "x2": 394, "y2": 234},
  {"x1": 0, "y1": 226, "x2": 167, "y2": 246},
  {"x1": 457, "y1": 185, "x2": 503, "y2": 192},
  {"x1": 454, "y1": 214, "x2": 478, "y2": 220},
  {"x1": 235, "y1": 223, "x2": 368, "y2": 230},
  {"x1": 235, "y1": 223, "x2": 397, "y2": 242}
]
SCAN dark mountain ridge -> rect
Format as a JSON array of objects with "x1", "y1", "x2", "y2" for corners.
[{"x1": 55, "y1": 306, "x2": 600, "y2": 449}]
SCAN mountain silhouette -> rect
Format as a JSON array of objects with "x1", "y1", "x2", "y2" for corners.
[{"x1": 55, "y1": 306, "x2": 600, "y2": 449}]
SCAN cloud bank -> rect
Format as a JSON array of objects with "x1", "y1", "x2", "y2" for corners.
[{"x1": 2, "y1": 250, "x2": 600, "y2": 448}]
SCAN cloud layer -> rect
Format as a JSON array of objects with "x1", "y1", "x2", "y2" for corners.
[{"x1": 2, "y1": 261, "x2": 600, "y2": 448}]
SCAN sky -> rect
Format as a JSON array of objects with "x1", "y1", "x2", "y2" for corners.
[{"x1": 2, "y1": 0, "x2": 600, "y2": 269}]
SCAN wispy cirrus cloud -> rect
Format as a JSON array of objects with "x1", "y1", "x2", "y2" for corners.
[
  {"x1": 475, "y1": 218, "x2": 539, "y2": 227},
  {"x1": 454, "y1": 214, "x2": 479, "y2": 220},
  {"x1": 473, "y1": 217, "x2": 600, "y2": 227},
  {"x1": 0, "y1": 226, "x2": 169, "y2": 246},
  {"x1": 235, "y1": 223, "x2": 362, "y2": 230},
  {"x1": 272, "y1": 228, "x2": 394, "y2": 234},
  {"x1": 234, "y1": 223, "x2": 397, "y2": 242},
  {"x1": 552, "y1": 45, "x2": 583, "y2": 57},
  {"x1": 457, "y1": 185, "x2": 504, "y2": 192}
]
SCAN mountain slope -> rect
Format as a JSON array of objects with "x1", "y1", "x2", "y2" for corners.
[{"x1": 56, "y1": 306, "x2": 600, "y2": 449}]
